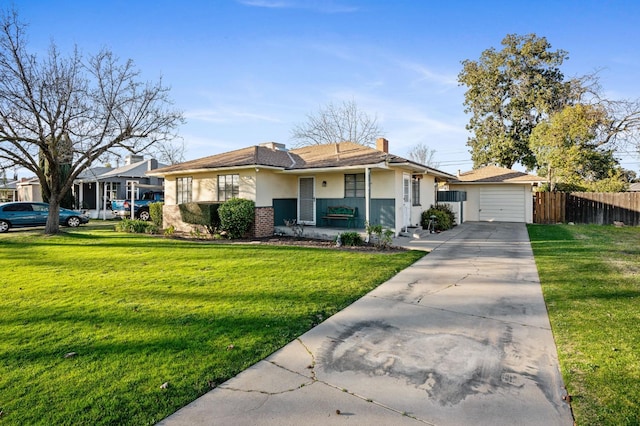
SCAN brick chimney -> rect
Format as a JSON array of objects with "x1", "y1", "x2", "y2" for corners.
[{"x1": 376, "y1": 137, "x2": 389, "y2": 153}]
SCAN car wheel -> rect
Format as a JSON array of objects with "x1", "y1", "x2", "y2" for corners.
[
  {"x1": 0, "y1": 220, "x2": 10, "y2": 233},
  {"x1": 138, "y1": 210, "x2": 151, "y2": 221},
  {"x1": 66, "y1": 216, "x2": 82, "y2": 227}
]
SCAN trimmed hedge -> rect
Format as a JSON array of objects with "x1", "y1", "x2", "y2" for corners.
[
  {"x1": 149, "y1": 202, "x2": 163, "y2": 228},
  {"x1": 337, "y1": 231, "x2": 363, "y2": 246},
  {"x1": 178, "y1": 202, "x2": 222, "y2": 234},
  {"x1": 218, "y1": 198, "x2": 255, "y2": 239}
]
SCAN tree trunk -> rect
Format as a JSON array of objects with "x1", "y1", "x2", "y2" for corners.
[{"x1": 45, "y1": 195, "x2": 62, "y2": 234}]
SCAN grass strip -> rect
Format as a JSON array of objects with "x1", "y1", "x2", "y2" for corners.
[
  {"x1": 528, "y1": 224, "x2": 640, "y2": 425},
  {"x1": 0, "y1": 226, "x2": 424, "y2": 425}
]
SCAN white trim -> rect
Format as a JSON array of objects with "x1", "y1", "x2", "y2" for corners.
[{"x1": 365, "y1": 167, "x2": 371, "y2": 226}]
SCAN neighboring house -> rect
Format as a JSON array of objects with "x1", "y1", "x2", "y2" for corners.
[
  {"x1": 148, "y1": 139, "x2": 455, "y2": 237},
  {"x1": 0, "y1": 179, "x2": 19, "y2": 202},
  {"x1": 74, "y1": 166, "x2": 114, "y2": 212},
  {"x1": 628, "y1": 182, "x2": 640, "y2": 192},
  {"x1": 73, "y1": 155, "x2": 166, "y2": 219},
  {"x1": 16, "y1": 177, "x2": 42, "y2": 202},
  {"x1": 446, "y1": 166, "x2": 545, "y2": 223}
]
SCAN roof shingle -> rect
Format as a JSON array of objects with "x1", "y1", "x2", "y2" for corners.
[
  {"x1": 150, "y1": 142, "x2": 454, "y2": 178},
  {"x1": 451, "y1": 165, "x2": 545, "y2": 183}
]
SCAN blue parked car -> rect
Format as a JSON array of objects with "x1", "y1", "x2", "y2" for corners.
[{"x1": 0, "y1": 202, "x2": 90, "y2": 233}]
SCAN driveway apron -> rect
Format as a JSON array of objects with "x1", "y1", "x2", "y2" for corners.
[{"x1": 158, "y1": 222, "x2": 573, "y2": 426}]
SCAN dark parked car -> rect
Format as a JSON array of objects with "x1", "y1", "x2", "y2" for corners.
[{"x1": 0, "y1": 202, "x2": 90, "y2": 233}]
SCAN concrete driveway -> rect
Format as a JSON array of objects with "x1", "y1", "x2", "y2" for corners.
[{"x1": 158, "y1": 222, "x2": 573, "y2": 425}]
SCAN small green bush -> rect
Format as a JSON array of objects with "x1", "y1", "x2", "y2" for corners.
[
  {"x1": 421, "y1": 204, "x2": 455, "y2": 231},
  {"x1": 338, "y1": 231, "x2": 363, "y2": 246},
  {"x1": 218, "y1": 198, "x2": 255, "y2": 239},
  {"x1": 179, "y1": 202, "x2": 222, "y2": 234},
  {"x1": 115, "y1": 219, "x2": 158, "y2": 234},
  {"x1": 149, "y1": 202, "x2": 164, "y2": 228},
  {"x1": 365, "y1": 222, "x2": 393, "y2": 248}
]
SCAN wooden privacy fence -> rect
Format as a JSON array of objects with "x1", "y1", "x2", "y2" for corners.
[{"x1": 534, "y1": 192, "x2": 640, "y2": 225}]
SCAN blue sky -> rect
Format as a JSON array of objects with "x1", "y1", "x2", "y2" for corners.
[{"x1": 14, "y1": 0, "x2": 640, "y2": 174}]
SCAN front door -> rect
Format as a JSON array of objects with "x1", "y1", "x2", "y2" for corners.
[{"x1": 298, "y1": 177, "x2": 316, "y2": 225}]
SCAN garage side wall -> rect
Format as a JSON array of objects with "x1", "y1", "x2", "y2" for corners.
[{"x1": 449, "y1": 184, "x2": 480, "y2": 222}]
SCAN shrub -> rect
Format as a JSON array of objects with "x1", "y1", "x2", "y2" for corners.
[
  {"x1": 179, "y1": 202, "x2": 222, "y2": 234},
  {"x1": 149, "y1": 202, "x2": 164, "y2": 228},
  {"x1": 421, "y1": 204, "x2": 455, "y2": 231},
  {"x1": 365, "y1": 222, "x2": 393, "y2": 248},
  {"x1": 218, "y1": 198, "x2": 255, "y2": 239},
  {"x1": 115, "y1": 219, "x2": 158, "y2": 234},
  {"x1": 337, "y1": 231, "x2": 363, "y2": 246},
  {"x1": 381, "y1": 229, "x2": 394, "y2": 249}
]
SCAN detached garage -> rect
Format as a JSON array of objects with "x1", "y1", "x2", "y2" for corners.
[{"x1": 447, "y1": 166, "x2": 545, "y2": 223}]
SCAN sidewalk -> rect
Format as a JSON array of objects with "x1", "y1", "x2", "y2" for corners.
[{"x1": 158, "y1": 222, "x2": 573, "y2": 425}]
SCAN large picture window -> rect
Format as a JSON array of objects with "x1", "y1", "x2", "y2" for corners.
[
  {"x1": 218, "y1": 174, "x2": 239, "y2": 201},
  {"x1": 176, "y1": 177, "x2": 192, "y2": 204},
  {"x1": 344, "y1": 173, "x2": 365, "y2": 198}
]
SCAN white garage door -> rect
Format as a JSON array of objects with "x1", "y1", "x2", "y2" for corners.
[{"x1": 479, "y1": 186, "x2": 526, "y2": 222}]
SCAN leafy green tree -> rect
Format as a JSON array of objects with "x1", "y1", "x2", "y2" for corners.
[
  {"x1": 530, "y1": 104, "x2": 626, "y2": 191},
  {"x1": 458, "y1": 33, "x2": 576, "y2": 169},
  {"x1": 0, "y1": 9, "x2": 183, "y2": 234}
]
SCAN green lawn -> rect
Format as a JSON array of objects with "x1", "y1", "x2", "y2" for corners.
[
  {"x1": 528, "y1": 224, "x2": 640, "y2": 425},
  {"x1": 0, "y1": 224, "x2": 424, "y2": 425}
]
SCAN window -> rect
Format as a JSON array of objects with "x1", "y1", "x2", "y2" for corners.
[
  {"x1": 126, "y1": 180, "x2": 140, "y2": 200},
  {"x1": 105, "y1": 182, "x2": 120, "y2": 201},
  {"x1": 344, "y1": 173, "x2": 365, "y2": 198},
  {"x1": 4, "y1": 203, "x2": 32, "y2": 212},
  {"x1": 218, "y1": 174, "x2": 239, "y2": 201},
  {"x1": 31, "y1": 203, "x2": 48, "y2": 212},
  {"x1": 412, "y1": 176, "x2": 421, "y2": 206},
  {"x1": 176, "y1": 177, "x2": 193, "y2": 204}
]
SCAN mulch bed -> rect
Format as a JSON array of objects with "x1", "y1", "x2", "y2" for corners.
[{"x1": 170, "y1": 234, "x2": 407, "y2": 253}]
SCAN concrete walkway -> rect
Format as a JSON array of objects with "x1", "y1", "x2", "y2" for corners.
[{"x1": 158, "y1": 222, "x2": 573, "y2": 426}]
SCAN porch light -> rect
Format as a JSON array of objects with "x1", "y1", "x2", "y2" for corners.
[{"x1": 322, "y1": 181, "x2": 327, "y2": 187}]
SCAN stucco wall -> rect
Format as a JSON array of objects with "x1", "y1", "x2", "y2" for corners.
[
  {"x1": 255, "y1": 171, "x2": 297, "y2": 205},
  {"x1": 314, "y1": 173, "x2": 345, "y2": 199},
  {"x1": 411, "y1": 174, "x2": 436, "y2": 227},
  {"x1": 370, "y1": 170, "x2": 395, "y2": 198},
  {"x1": 164, "y1": 170, "x2": 258, "y2": 204}
]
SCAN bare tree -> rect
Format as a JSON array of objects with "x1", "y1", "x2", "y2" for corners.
[
  {"x1": 0, "y1": 9, "x2": 184, "y2": 233},
  {"x1": 407, "y1": 143, "x2": 439, "y2": 168},
  {"x1": 148, "y1": 137, "x2": 186, "y2": 165},
  {"x1": 291, "y1": 99, "x2": 384, "y2": 147}
]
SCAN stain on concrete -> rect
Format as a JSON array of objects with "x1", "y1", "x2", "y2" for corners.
[{"x1": 320, "y1": 321, "x2": 545, "y2": 406}]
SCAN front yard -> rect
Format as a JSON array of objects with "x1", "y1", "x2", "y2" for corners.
[
  {"x1": 0, "y1": 225, "x2": 424, "y2": 425},
  {"x1": 528, "y1": 224, "x2": 640, "y2": 425}
]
